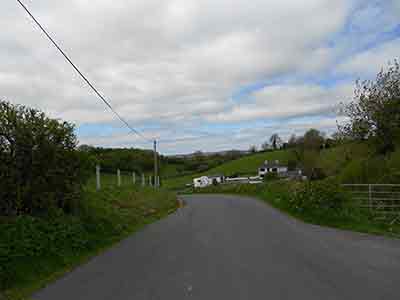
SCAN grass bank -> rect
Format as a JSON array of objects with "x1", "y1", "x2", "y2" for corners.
[
  {"x1": 192, "y1": 181, "x2": 400, "y2": 238},
  {"x1": 1, "y1": 178, "x2": 177, "y2": 300}
]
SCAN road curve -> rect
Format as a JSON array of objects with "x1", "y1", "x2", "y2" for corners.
[{"x1": 34, "y1": 194, "x2": 400, "y2": 300}]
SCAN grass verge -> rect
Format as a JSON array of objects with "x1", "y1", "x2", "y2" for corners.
[{"x1": 1, "y1": 181, "x2": 178, "y2": 300}]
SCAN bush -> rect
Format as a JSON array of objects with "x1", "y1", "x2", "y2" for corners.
[
  {"x1": 263, "y1": 172, "x2": 279, "y2": 181},
  {"x1": 288, "y1": 180, "x2": 347, "y2": 215},
  {"x1": 0, "y1": 100, "x2": 90, "y2": 216}
]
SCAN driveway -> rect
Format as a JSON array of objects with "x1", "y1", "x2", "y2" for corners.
[{"x1": 34, "y1": 194, "x2": 400, "y2": 300}]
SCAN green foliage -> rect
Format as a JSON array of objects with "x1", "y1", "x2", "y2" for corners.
[
  {"x1": 1, "y1": 184, "x2": 177, "y2": 295},
  {"x1": 340, "y1": 60, "x2": 400, "y2": 153},
  {"x1": 269, "y1": 133, "x2": 282, "y2": 150},
  {"x1": 263, "y1": 172, "x2": 279, "y2": 181},
  {"x1": 0, "y1": 100, "x2": 91, "y2": 216},
  {"x1": 286, "y1": 180, "x2": 347, "y2": 215}
]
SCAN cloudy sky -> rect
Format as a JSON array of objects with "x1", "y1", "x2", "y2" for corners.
[{"x1": 2, "y1": 0, "x2": 400, "y2": 154}]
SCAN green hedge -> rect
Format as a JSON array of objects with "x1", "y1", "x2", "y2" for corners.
[{"x1": 0, "y1": 100, "x2": 93, "y2": 216}]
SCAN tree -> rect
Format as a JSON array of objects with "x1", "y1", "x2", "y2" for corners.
[
  {"x1": 261, "y1": 141, "x2": 270, "y2": 151},
  {"x1": 303, "y1": 128, "x2": 325, "y2": 151},
  {"x1": 291, "y1": 129, "x2": 326, "y2": 180},
  {"x1": 288, "y1": 134, "x2": 297, "y2": 148},
  {"x1": 269, "y1": 133, "x2": 282, "y2": 150},
  {"x1": 340, "y1": 60, "x2": 400, "y2": 153},
  {"x1": 0, "y1": 100, "x2": 89, "y2": 216},
  {"x1": 249, "y1": 145, "x2": 257, "y2": 153}
]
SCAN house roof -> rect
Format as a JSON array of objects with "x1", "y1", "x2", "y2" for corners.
[{"x1": 259, "y1": 161, "x2": 286, "y2": 168}]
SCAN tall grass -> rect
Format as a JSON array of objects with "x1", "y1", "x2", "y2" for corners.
[{"x1": 1, "y1": 180, "x2": 177, "y2": 300}]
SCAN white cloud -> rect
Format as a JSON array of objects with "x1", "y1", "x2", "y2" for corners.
[
  {"x1": 0, "y1": 0, "x2": 397, "y2": 153},
  {"x1": 336, "y1": 39, "x2": 400, "y2": 76},
  {"x1": 209, "y1": 83, "x2": 353, "y2": 122}
]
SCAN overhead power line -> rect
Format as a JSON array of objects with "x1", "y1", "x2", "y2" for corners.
[{"x1": 15, "y1": 0, "x2": 151, "y2": 143}]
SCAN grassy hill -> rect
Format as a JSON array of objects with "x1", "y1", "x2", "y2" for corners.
[
  {"x1": 163, "y1": 142, "x2": 400, "y2": 190},
  {"x1": 163, "y1": 150, "x2": 294, "y2": 190}
]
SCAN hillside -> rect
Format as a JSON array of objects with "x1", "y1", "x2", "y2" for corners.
[
  {"x1": 164, "y1": 142, "x2": 400, "y2": 190},
  {"x1": 163, "y1": 150, "x2": 294, "y2": 190}
]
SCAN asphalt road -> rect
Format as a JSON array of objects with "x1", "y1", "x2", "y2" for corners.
[{"x1": 34, "y1": 194, "x2": 400, "y2": 300}]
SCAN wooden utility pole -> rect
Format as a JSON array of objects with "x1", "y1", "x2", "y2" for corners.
[{"x1": 154, "y1": 140, "x2": 158, "y2": 188}]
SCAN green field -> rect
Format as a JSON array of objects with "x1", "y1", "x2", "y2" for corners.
[
  {"x1": 163, "y1": 150, "x2": 294, "y2": 190},
  {"x1": 2, "y1": 179, "x2": 177, "y2": 300}
]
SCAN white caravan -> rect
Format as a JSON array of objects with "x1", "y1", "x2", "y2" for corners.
[{"x1": 193, "y1": 176, "x2": 211, "y2": 188}]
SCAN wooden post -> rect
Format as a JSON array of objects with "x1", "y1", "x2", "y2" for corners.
[
  {"x1": 132, "y1": 172, "x2": 136, "y2": 185},
  {"x1": 117, "y1": 169, "x2": 121, "y2": 187},
  {"x1": 96, "y1": 165, "x2": 101, "y2": 191},
  {"x1": 142, "y1": 173, "x2": 145, "y2": 187},
  {"x1": 149, "y1": 175, "x2": 152, "y2": 187}
]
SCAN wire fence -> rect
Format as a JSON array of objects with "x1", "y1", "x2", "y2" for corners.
[{"x1": 93, "y1": 165, "x2": 160, "y2": 190}]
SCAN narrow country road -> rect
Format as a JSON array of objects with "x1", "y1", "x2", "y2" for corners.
[{"x1": 34, "y1": 194, "x2": 400, "y2": 300}]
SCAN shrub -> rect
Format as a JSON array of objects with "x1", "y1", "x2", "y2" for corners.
[
  {"x1": 0, "y1": 100, "x2": 89, "y2": 216},
  {"x1": 263, "y1": 172, "x2": 279, "y2": 181},
  {"x1": 288, "y1": 180, "x2": 347, "y2": 215}
]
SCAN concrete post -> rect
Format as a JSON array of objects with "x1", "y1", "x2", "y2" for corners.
[
  {"x1": 132, "y1": 172, "x2": 136, "y2": 185},
  {"x1": 96, "y1": 165, "x2": 101, "y2": 191},
  {"x1": 142, "y1": 173, "x2": 145, "y2": 187},
  {"x1": 117, "y1": 169, "x2": 121, "y2": 187}
]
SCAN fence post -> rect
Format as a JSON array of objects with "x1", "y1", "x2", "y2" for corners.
[
  {"x1": 117, "y1": 169, "x2": 121, "y2": 187},
  {"x1": 132, "y1": 172, "x2": 136, "y2": 185},
  {"x1": 96, "y1": 165, "x2": 101, "y2": 191},
  {"x1": 142, "y1": 173, "x2": 145, "y2": 187},
  {"x1": 369, "y1": 184, "x2": 372, "y2": 211},
  {"x1": 149, "y1": 175, "x2": 152, "y2": 187}
]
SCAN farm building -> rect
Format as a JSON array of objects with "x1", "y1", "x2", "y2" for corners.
[{"x1": 258, "y1": 160, "x2": 288, "y2": 178}]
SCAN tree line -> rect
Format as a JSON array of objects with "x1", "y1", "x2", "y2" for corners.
[{"x1": 249, "y1": 59, "x2": 400, "y2": 180}]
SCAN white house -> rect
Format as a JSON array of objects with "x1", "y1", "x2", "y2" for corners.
[{"x1": 258, "y1": 160, "x2": 288, "y2": 178}]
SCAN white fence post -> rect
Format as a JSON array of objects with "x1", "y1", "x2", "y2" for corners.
[
  {"x1": 132, "y1": 172, "x2": 136, "y2": 185},
  {"x1": 369, "y1": 184, "x2": 372, "y2": 211},
  {"x1": 117, "y1": 169, "x2": 121, "y2": 187},
  {"x1": 96, "y1": 165, "x2": 101, "y2": 191},
  {"x1": 142, "y1": 173, "x2": 145, "y2": 187},
  {"x1": 149, "y1": 175, "x2": 152, "y2": 187}
]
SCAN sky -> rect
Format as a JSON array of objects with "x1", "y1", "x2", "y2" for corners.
[{"x1": 2, "y1": 0, "x2": 400, "y2": 154}]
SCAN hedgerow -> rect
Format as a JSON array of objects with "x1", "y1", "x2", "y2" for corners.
[{"x1": 0, "y1": 100, "x2": 92, "y2": 216}]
